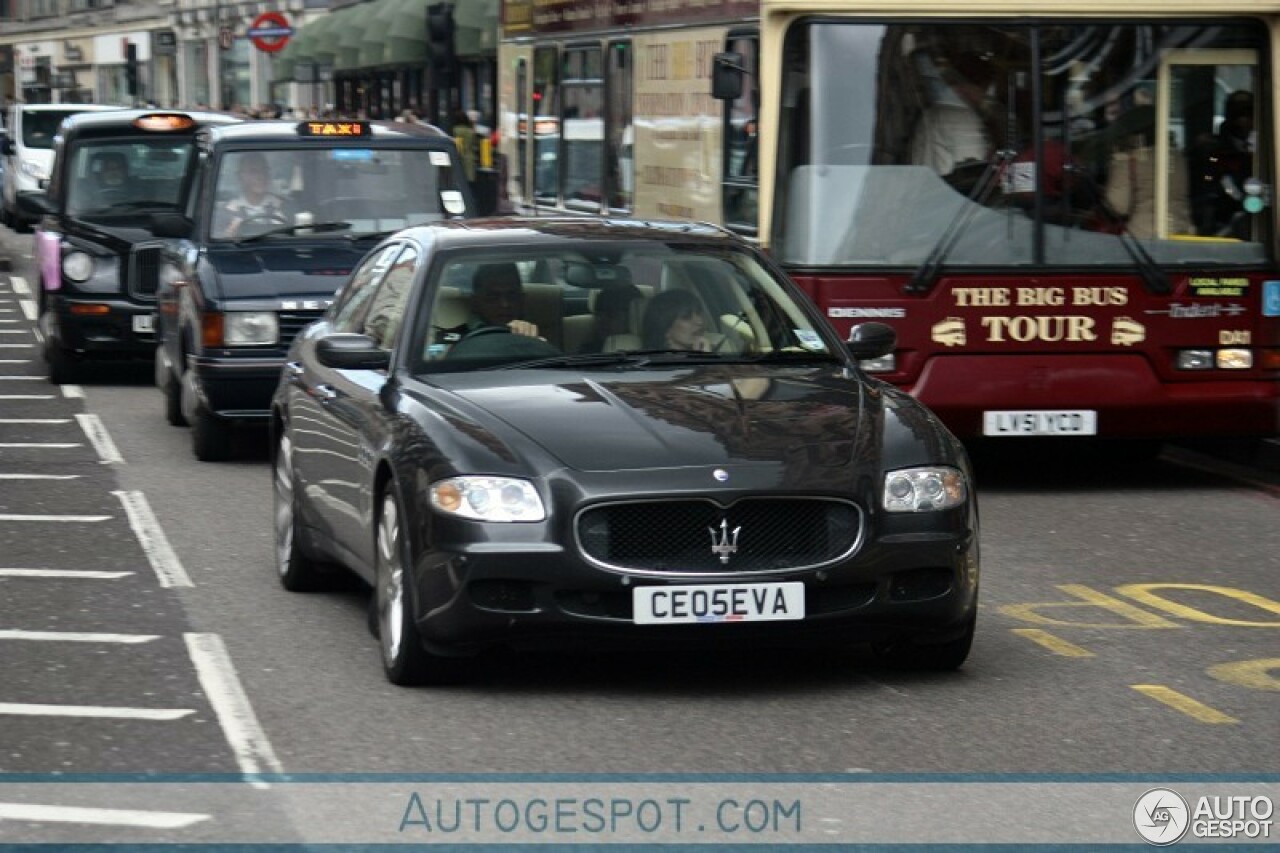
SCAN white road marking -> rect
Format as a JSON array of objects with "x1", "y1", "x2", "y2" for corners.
[
  {"x1": 0, "y1": 629, "x2": 159, "y2": 644},
  {"x1": 0, "y1": 394, "x2": 53, "y2": 399},
  {"x1": 0, "y1": 443, "x2": 82, "y2": 448},
  {"x1": 0, "y1": 514, "x2": 111, "y2": 522},
  {"x1": 0, "y1": 703, "x2": 194, "y2": 720},
  {"x1": 76, "y1": 413, "x2": 125, "y2": 464},
  {"x1": 61, "y1": 384, "x2": 85, "y2": 398},
  {"x1": 112, "y1": 491, "x2": 193, "y2": 588},
  {"x1": 10, "y1": 277, "x2": 30, "y2": 296},
  {"x1": 19, "y1": 300, "x2": 37, "y2": 322},
  {"x1": 0, "y1": 344, "x2": 34, "y2": 348},
  {"x1": 0, "y1": 358, "x2": 33, "y2": 363},
  {"x1": 0, "y1": 474, "x2": 81, "y2": 480},
  {"x1": 0, "y1": 374, "x2": 42, "y2": 378},
  {"x1": 0, "y1": 568, "x2": 131, "y2": 579},
  {"x1": 186, "y1": 633, "x2": 283, "y2": 782},
  {"x1": 0, "y1": 329, "x2": 30, "y2": 335},
  {"x1": 0, "y1": 803, "x2": 209, "y2": 829},
  {"x1": 0, "y1": 418, "x2": 72, "y2": 423}
]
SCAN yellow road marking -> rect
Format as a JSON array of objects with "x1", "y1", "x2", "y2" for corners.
[
  {"x1": 1132, "y1": 685, "x2": 1239, "y2": 724},
  {"x1": 1011, "y1": 628, "x2": 1094, "y2": 657},
  {"x1": 1207, "y1": 658, "x2": 1280, "y2": 691}
]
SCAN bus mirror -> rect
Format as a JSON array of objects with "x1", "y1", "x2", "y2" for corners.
[{"x1": 711, "y1": 52, "x2": 745, "y2": 101}]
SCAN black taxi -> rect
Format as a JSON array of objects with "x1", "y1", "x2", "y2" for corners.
[
  {"x1": 153, "y1": 119, "x2": 475, "y2": 461},
  {"x1": 30, "y1": 109, "x2": 240, "y2": 383}
]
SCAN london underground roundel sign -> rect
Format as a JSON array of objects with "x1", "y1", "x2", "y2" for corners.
[{"x1": 248, "y1": 11, "x2": 293, "y2": 53}]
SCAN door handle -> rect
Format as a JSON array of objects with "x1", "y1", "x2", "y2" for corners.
[
  {"x1": 313, "y1": 384, "x2": 338, "y2": 403},
  {"x1": 286, "y1": 361, "x2": 305, "y2": 377}
]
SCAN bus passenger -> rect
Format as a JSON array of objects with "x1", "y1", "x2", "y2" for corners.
[{"x1": 1191, "y1": 90, "x2": 1255, "y2": 239}]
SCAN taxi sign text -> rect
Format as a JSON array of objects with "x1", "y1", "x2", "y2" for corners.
[{"x1": 298, "y1": 121, "x2": 370, "y2": 138}]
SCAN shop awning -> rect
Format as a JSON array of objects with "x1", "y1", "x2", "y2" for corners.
[
  {"x1": 335, "y1": 3, "x2": 377, "y2": 71},
  {"x1": 276, "y1": 11, "x2": 342, "y2": 80},
  {"x1": 359, "y1": 0, "x2": 427, "y2": 68},
  {"x1": 454, "y1": 0, "x2": 498, "y2": 57}
]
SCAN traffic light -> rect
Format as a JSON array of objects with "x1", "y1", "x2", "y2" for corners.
[
  {"x1": 124, "y1": 42, "x2": 139, "y2": 98},
  {"x1": 426, "y1": 3, "x2": 456, "y2": 84}
]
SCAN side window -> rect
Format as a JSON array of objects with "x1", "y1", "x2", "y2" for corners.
[
  {"x1": 534, "y1": 46, "x2": 560, "y2": 205},
  {"x1": 562, "y1": 45, "x2": 604, "y2": 210},
  {"x1": 329, "y1": 244, "x2": 402, "y2": 334},
  {"x1": 722, "y1": 33, "x2": 759, "y2": 234},
  {"x1": 361, "y1": 245, "x2": 420, "y2": 350}
]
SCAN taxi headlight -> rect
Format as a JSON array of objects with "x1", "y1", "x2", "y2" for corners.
[
  {"x1": 223, "y1": 311, "x2": 278, "y2": 345},
  {"x1": 61, "y1": 251, "x2": 94, "y2": 283},
  {"x1": 883, "y1": 466, "x2": 967, "y2": 512},
  {"x1": 430, "y1": 476, "x2": 545, "y2": 522}
]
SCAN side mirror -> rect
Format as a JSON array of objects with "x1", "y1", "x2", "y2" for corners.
[
  {"x1": 0, "y1": 138, "x2": 14, "y2": 156},
  {"x1": 24, "y1": 192, "x2": 53, "y2": 216},
  {"x1": 845, "y1": 322, "x2": 897, "y2": 361},
  {"x1": 151, "y1": 212, "x2": 193, "y2": 239},
  {"x1": 316, "y1": 333, "x2": 391, "y2": 370},
  {"x1": 711, "y1": 52, "x2": 745, "y2": 102}
]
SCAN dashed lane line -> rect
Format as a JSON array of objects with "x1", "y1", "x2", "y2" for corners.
[
  {"x1": 0, "y1": 629, "x2": 160, "y2": 644},
  {"x1": 76, "y1": 413, "x2": 125, "y2": 464},
  {"x1": 186, "y1": 633, "x2": 283, "y2": 781},
  {"x1": 1011, "y1": 628, "x2": 1095, "y2": 657},
  {"x1": 112, "y1": 491, "x2": 193, "y2": 588},
  {"x1": 0, "y1": 418, "x2": 73, "y2": 423},
  {"x1": 0, "y1": 474, "x2": 83, "y2": 480},
  {"x1": 1131, "y1": 684, "x2": 1240, "y2": 724},
  {"x1": 10, "y1": 277, "x2": 30, "y2": 296},
  {"x1": 0, "y1": 443, "x2": 82, "y2": 449},
  {"x1": 0, "y1": 703, "x2": 195, "y2": 720},
  {"x1": 61, "y1": 384, "x2": 85, "y2": 398},
  {"x1": 0, "y1": 803, "x2": 210, "y2": 829},
  {"x1": 0, "y1": 513, "x2": 111, "y2": 522},
  {"x1": 0, "y1": 568, "x2": 132, "y2": 579}
]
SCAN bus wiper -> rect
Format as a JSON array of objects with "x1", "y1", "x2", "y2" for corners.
[
  {"x1": 235, "y1": 221, "x2": 351, "y2": 244},
  {"x1": 904, "y1": 148, "x2": 1015, "y2": 295},
  {"x1": 1065, "y1": 166, "x2": 1170, "y2": 295}
]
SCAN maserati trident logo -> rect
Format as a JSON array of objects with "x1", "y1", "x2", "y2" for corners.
[{"x1": 709, "y1": 518, "x2": 741, "y2": 564}]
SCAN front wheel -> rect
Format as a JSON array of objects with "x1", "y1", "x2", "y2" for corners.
[
  {"x1": 374, "y1": 487, "x2": 467, "y2": 686},
  {"x1": 192, "y1": 403, "x2": 233, "y2": 462}
]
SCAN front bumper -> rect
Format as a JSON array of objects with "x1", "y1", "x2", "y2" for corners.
[
  {"x1": 46, "y1": 294, "x2": 157, "y2": 358},
  {"x1": 409, "y1": 518, "x2": 979, "y2": 656},
  {"x1": 190, "y1": 353, "x2": 286, "y2": 421}
]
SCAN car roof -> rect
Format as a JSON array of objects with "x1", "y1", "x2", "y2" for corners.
[
  {"x1": 58, "y1": 109, "x2": 240, "y2": 134},
  {"x1": 390, "y1": 217, "x2": 739, "y2": 254},
  {"x1": 14, "y1": 103, "x2": 123, "y2": 114},
  {"x1": 204, "y1": 119, "x2": 453, "y2": 146}
]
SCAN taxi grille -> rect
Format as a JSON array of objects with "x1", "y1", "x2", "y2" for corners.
[
  {"x1": 126, "y1": 245, "x2": 163, "y2": 300},
  {"x1": 278, "y1": 311, "x2": 326, "y2": 346},
  {"x1": 576, "y1": 498, "x2": 863, "y2": 574}
]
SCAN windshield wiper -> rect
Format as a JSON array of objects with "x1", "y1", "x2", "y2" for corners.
[
  {"x1": 905, "y1": 148, "x2": 1015, "y2": 295},
  {"x1": 1064, "y1": 166, "x2": 1170, "y2": 295},
  {"x1": 234, "y1": 221, "x2": 351, "y2": 245}
]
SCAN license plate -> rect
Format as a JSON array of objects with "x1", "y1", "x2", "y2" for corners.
[
  {"x1": 132, "y1": 314, "x2": 155, "y2": 334},
  {"x1": 633, "y1": 582, "x2": 805, "y2": 625},
  {"x1": 983, "y1": 410, "x2": 1097, "y2": 436}
]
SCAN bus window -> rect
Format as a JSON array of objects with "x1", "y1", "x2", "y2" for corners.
[
  {"x1": 722, "y1": 33, "x2": 759, "y2": 232},
  {"x1": 606, "y1": 40, "x2": 634, "y2": 212},
  {"x1": 533, "y1": 46, "x2": 560, "y2": 205},
  {"x1": 563, "y1": 45, "x2": 605, "y2": 209}
]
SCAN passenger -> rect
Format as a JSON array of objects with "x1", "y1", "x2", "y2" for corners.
[
  {"x1": 216, "y1": 152, "x2": 289, "y2": 238},
  {"x1": 88, "y1": 151, "x2": 130, "y2": 206},
  {"x1": 579, "y1": 284, "x2": 643, "y2": 353},
  {"x1": 910, "y1": 48, "x2": 1003, "y2": 191},
  {"x1": 641, "y1": 289, "x2": 711, "y2": 352},
  {"x1": 1190, "y1": 90, "x2": 1255, "y2": 239},
  {"x1": 438, "y1": 262, "x2": 541, "y2": 346}
]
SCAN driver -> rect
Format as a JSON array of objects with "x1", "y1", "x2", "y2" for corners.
[
  {"x1": 437, "y1": 262, "x2": 541, "y2": 346},
  {"x1": 216, "y1": 152, "x2": 289, "y2": 238}
]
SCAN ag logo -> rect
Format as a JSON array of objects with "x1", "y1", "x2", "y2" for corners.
[{"x1": 1134, "y1": 788, "x2": 1190, "y2": 845}]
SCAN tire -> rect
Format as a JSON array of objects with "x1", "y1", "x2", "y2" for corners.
[
  {"x1": 45, "y1": 341, "x2": 79, "y2": 385},
  {"x1": 374, "y1": 487, "x2": 466, "y2": 686},
  {"x1": 273, "y1": 429, "x2": 328, "y2": 591},
  {"x1": 162, "y1": 368, "x2": 187, "y2": 426},
  {"x1": 872, "y1": 612, "x2": 976, "y2": 671},
  {"x1": 192, "y1": 403, "x2": 233, "y2": 462}
]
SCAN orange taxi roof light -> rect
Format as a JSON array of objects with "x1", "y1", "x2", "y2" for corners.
[
  {"x1": 133, "y1": 113, "x2": 197, "y2": 132},
  {"x1": 297, "y1": 121, "x2": 371, "y2": 138}
]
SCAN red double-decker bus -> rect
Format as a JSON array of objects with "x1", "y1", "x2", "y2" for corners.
[{"x1": 497, "y1": 1, "x2": 1280, "y2": 442}]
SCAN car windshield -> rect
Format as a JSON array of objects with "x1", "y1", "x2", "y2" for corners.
[
  {"x1": 22, "y1": 110, "x2": 81, "y2": 149},
  {"x1": 209, "y1": 147, "x2": 458, "y2": 242},
  {"x1": 412, "y1": 242, "x2": 838, "y2": 374},
  {"x1": 65, "y1": 139, "x2": 195, "y2": 217}
]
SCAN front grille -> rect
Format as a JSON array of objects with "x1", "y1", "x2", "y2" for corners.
[
  {"x1": 127, "y1": 244, "x2": 163, "y2": 300},
  {"x1": 278, "y1": 310, "x2": 326, "y2": 347},
  {"x1": 576, "y1": 498, "x2": 863, "y2": 574}
]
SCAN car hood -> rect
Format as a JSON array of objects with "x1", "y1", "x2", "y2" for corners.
[
  {"x1": 432, "y1": 365, "x2": 865, "y2": 472},
  {"x1": 205, "y1": 244, "x2": 363, "y2": 299}
]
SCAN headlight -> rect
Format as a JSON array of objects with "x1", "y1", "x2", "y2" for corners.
[
  {"x1": 430, "y1": 476, "x2": 546, "y2": 522},
  {"x1": 223, "y1": 311, "x2": 278, "y2": 345},
  {"x1": 883, "y1": 466, "x2": 967, "y2": 512},
  {"x1": 61, "y1": 251, "x2": 94, "y2": 283},
  {"x1": 19, "y1": 160, "x2": 48, "y2": 180}
]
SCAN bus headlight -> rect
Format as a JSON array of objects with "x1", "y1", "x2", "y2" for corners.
[{"x1": 1216, "y1": 349, "x2": 1252, "y2": 369}]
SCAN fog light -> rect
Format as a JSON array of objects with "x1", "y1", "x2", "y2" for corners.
[
  {"x1": 1216, "y1": 348, "x2": 1252, "y2": 369},
  {"x1": 1175, "y1": 349, "x2": 1213, "y2": 370}
]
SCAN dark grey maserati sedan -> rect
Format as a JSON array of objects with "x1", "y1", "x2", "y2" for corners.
[{"x1": 271, "y1": 218, "x2": 979, "y2": 685}]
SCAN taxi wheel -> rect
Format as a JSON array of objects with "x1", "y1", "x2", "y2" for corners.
[
  {"x1": 45, "y1": 343, "x2": 79, "y2": 385},
  {"x1": 192, "y1": 405, "x2": 233, "y2": 462},
  {"x1": 374, "y1": 487, "x2": 467, "y2": 686},
  {"x1": 273, "y1": 430, "x2": 328, "y2": 591},
  {"x1": 872, "y1": 612, "x2": 976, "y2": 671},
  {"x1": 160, "y1": 353, "x2": 187, "y2": 427}
]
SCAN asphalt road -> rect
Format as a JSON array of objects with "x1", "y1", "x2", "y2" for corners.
[{"x1": 0, "y1": 230, "x2": 1276, "y2": 845}]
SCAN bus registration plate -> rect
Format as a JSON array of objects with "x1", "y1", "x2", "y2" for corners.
[
  {"x1": 634, "y1": 582, "x2": 805, "y2": 625},
  {"x1": 983, "y1": 410, "x2": 1098, "y2": 436}
]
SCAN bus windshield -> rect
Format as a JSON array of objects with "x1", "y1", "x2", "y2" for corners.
[{"x1": 774, "y1": 20, "x2": 1269, "y2": 268}]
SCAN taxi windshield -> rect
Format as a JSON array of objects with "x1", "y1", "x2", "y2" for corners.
[
  {"x1": 65, "y1": 140, "x2": 195, "y2": 217},
  {"x1": 209, "y1": 147, "x2": 457, "y2": 242}
]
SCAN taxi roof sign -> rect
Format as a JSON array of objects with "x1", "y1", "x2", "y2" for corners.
[
  {"x1": 133, "y1": 113, "x2": 198, "y2": 132},
  {"x1": 297, "y1": 121, "x2": 371, "y2": 138}
]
